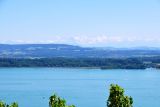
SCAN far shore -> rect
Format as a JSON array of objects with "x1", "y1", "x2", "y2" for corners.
[{"x1": 0, "y1": 66, "x2": 156, "y2": 70}]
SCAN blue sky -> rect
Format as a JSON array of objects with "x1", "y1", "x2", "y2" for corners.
[{"x1": 0, "y1": 0, "x2": 160, "y2": 47}]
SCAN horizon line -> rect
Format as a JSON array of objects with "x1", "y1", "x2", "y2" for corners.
[{"x1": 0, "y1": 43, "x2": 160, "y2": 49}]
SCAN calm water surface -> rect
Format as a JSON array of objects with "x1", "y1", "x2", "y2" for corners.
[{"x1": 0, "y1": 68, "x2": 160, "y2": 107}]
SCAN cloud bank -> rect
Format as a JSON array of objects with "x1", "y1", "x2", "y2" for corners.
[{"x1": 1, "y1": 35, "x2": 160, "y2": 47}]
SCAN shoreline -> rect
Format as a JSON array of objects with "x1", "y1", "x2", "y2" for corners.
[{"x1": 0, "y1": 66, "x2": 157, "y2": 70}]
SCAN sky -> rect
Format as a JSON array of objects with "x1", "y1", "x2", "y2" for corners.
[{"x1": 0, "y1": 0, "x2": 160, "y2": 47}]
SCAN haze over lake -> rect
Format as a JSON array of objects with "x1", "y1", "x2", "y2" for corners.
[{"x1": 0, "y1": 68, "x2": 160, "y2": 107}]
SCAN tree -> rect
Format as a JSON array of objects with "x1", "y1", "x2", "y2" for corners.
[
  {"x1": 49, "y1": 94, "x2": 75, "y2": 107},
  {"x1": 9, "y1": 102, "x2": 18, "y2": 107},
  {"x1": 107, "y1": 84, "x2": 133, "y2": 107},
  {"x1": 0, "y1": 101, "x2": 18, "y2": 107},
  {"x1": 0, "y1": 101, "x2": 6, "y2": 107}
]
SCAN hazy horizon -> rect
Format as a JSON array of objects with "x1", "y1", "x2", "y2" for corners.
[
  {"x1": 0, "y1": 43, "x2": 160, "y2": 49},
  {"x1": 0, "y1": 0, "x2": 160, "y2": 47}
]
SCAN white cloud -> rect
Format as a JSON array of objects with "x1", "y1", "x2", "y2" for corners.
[
  {"x1": 70, "y1": 35, "x2": 160, "y2": 47},
  {"x1": 1, "y1": 35, "x2": 160, "y2": 47}
]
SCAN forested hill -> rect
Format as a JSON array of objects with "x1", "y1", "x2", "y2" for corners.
[
  {"x1": 0, "y1": 44, "x2": 160, "y2": 58},
  {"x1": 0, "y1": 57, "x2": 160, "y2": 69},
  {"x1": 0, "y1": 58, "x2": 146, "y2": 69}
]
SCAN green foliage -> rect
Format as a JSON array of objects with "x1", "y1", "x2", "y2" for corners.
[
  {"x1": 0, "y1": 58, "x2": 146, "y2": 69},
  {"x1": 9, "y1": 102, "x2": 18, "y2": 107},
  {"x1": 49, "y1": 94, "x2": 75, "y2": 107},
  {"x1": 0, "y1": 101, "x2": 18, "y2": 107},
  {"x1": 0, "y1": 101, "x2": 6, "y2": 107},
  {"x1": 67, "y1": 105, "x2": 75, "y2": 107},
  {"x1": 107, "y1": 84, "x2": 133, "y2": 107}
]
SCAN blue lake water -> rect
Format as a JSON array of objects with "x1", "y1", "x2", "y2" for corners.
[{"x1": 0, "y1": 68, "x2": 160, "y2": 107}]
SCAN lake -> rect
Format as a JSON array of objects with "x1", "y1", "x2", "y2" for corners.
[{"x1": 0, "y1": 68, "x2": 160, "y2": 107}]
